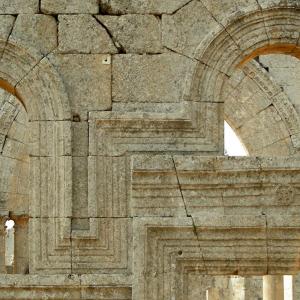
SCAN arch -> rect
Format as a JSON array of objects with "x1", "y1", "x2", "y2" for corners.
[
  {"x1": 224, "y1": 59, "x2": 299, "y2": 156},
  {"x1": 0, "y1": 40, "x2": 71, "y2": 121},
  {"x1": 188, "y1": 8, "x2": 300, "y2": 151},
  {"x1": 191, "y1": 8, "x2": 300, "y2": 99},
  {"x1": 0, "y1": 17, "x2": 73, "y2": 274}
]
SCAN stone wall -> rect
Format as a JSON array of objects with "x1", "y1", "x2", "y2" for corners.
[{"x1": 0, "y1": 0, "x2": 299, "y2": 299}]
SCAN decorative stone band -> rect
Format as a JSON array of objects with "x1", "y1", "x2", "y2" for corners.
[
  {"x1": 133, "y1": 216, "x2": 300, "y2": 300},
  {"x1": 0, "y1": 274, "x2": 132, "y2": 300},
  {"x1": 131, "y1": 155, "x2": 300, "y2": 217},
  {"x1": 89, "y1": 103, "x2": 222, "y2": 156}
]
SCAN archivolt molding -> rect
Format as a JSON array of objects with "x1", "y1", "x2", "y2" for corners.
[
  {"x1": 189, "y1": 8, "x2": 300, "y2": 100},
  {"x1": 133, "y1": 215, "x2": 300, "y2": 300},
  {"x1": 224, "y1": 60, "x2": 300, "y2": 154},
  {"x1": 131, "y1": 155, "x2": 300, "y2": 217},
  {"x1": 0, "y1": 42, "x2": 71, "y2": 122},
  {"x1": 0, "y1": 15, "x2": 73, "y2": 273}
]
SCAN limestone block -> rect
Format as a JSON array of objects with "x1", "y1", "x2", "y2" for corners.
[
  {"x1": 100, "y1": 0, "x2": 191, "y2": 14},
  {"x1": 29, "y1": 156, "x2": 72, "y2": 218},
  {"x1": 58, "y1": 15, "x2": 117, "y2": 54},
  {"x1": 89, "y1": 102, "x2": 221, "y2": 156},
  {"x1": 29, "y1": 217, "x2": 71, "y2": 274},
  {"x1": 0, "y1": 232, "x2": 4, "y2": 273},
  {"x1": 112, "y1": 53, "x2": 195, "y2": 103},
  {"x1": 2, "y1": 137, "x2": 28, "y2": 160},
  {"x1": 200, "y1": 0, "x2": 259, "y2": 27},
  {"x1": 10, "y1": 14, "x2": 57, "y2": 57},
  {"x1": 72, "y1": 122, "x2": 88, "y2": 156},
  {"x1": 0, "y1": 15, "x2": 16, "y2": 44},
  {"x1": 87, "y1": 156, "x2": 129, "y2": 217},
  {"x1": 258, "y1": 0, "x2": 300, "y2": 9},
  {"x1": 226, "y1": 12, "x2": 269, "y2": 56},
  {"x1": 97, "y1": 15, "x2": 162, "y2": 54},
  {"x1": 72, "y1": 157, "x2": 88, "y2": 218},
  {"x1": 262, "y1": 10, "x2": 300, "y2": 45},
  {"x1": 132, "y1": 155, "x2": 300, "y2": 217},
  {"x1": 237, "y1": 106, "x2": 291, "y2": 152},
  {"x1": 133, "y1": 216, "x2": 269, "y2": 300},
  {"x1": 266, "y1": 216, "x2": 300, "y2": 274},
  {"x1": 15, "y1": 56, "x2": 72, "y2": 121},
  {"x1": 131, "y1": 154, "x2": 187, "y2": 217},
  {"x1": 49, "y1": 54, "x2": 112, "y2": 120},
  {"x1": 253, "y1": 137, "x2": 295, "y2": 157},
  {"x1": 41, "y1": 0, "x2": 99, "y2": 14},
  {"x1": 162, "y1": 0, "x2": 222, "y2": 58},
  {"x1": 28, "y1": 121, "x2": 72, "y2": 157},
  {"x1": 14, "y1": 218, "x2": 29, "y2": 274},
  {"x1": 0, "y1": 96, "x2": 20, "y2": 136},
  {"x1": 0, "y1": 275, "x2": 131, "y2": 299},
  {"x1": 81, "y1": 286, "x2": 132, "y2": 300},
  {"x1": 0, "y1": 0, "x2": 38, "y2": 13},
  {"x1": 71, "y1": 218, "x2": 132, "y2": 274}
]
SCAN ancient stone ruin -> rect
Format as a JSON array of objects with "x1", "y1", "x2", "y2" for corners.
[{"x1": 0, "y1": 0, "x2": 300, "y2": 299}]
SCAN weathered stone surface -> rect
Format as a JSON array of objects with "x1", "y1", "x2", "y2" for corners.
[
  {"x1": 112, "y1": 53, "x2": 195, "y2": 103},
  {"x1": 0, "y1": 2, "x2": 299, "y2": 299},
  {"x1": 72, "y1": 157, "x2": 88, "y2": 219},
  {"x1": 72, "y1": 122, "x2": 88, "y2": 156},
  {"x1": 162, "y1": 0, "x2": 222, "y2": 58},
  {"x1": 9, "y1": 14, "x2": 57, "y2": 57},
  {"x1": 0, "y1": 274, "x2": 132, "y2": 299},
  {"x1": 0, "y1": 15, "x2": 16, "y2": 43},
  {"x1": 49, "y1": 54, "x2": 112, "y2": 120},
  {"x1": 58, "y1": 15, "x2": 117, "y2": 54},
  {"x1": 97, "y1": 15, "x2": 162, "y2": 54},
  {"x1": 0, "y1": 0, "x2": 38, "y2": 13},
  {"x1": 100, "y1": 0, "x2": 191, "y2": 14},
  {"x1": 89, "y1": 102, "x2": 221, "y2": 156},
  {"x1": 201, "y1": 0, "x2": 259, "y2": 26},
  {"x1": 132, "y1": 155, "x2": 300, "y2": 217},
  {"x1": 41, "y1": 0, "x2": 99, "y2": 14}
]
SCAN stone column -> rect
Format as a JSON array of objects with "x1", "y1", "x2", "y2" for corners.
[{"x1": 263, "y1": 275, "x2": 284, "y2": 300}]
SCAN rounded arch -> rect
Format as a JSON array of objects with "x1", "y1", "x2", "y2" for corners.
[
  {"x1": 224, "y1": 59, "x2": 299, "y2": 156},
  {"x1": 189, "y1": 8, "x2": 300, "y2": 152},
  {"x1": 0, "y1": 40, "x2": 71, "y2": 121},
  {"x1": 191, "y1": 8, "x2": 300, "y2": 100}
]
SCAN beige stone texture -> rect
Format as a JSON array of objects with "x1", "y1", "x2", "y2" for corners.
[
  {"x1": 112, "y1": 53, "x2": 196, "y2": 103},
  {"x1": 0, "y1": 0, "x2": 38, "y2": 13},
  {"x1": 200, "y1": 0, "x2": 260, "y2": 26},
  {"x1": 100, "y1": 0, "x2": 192, "y2": 14},
  {"x1": 41, "y1": 0, "x2": 99, "y2": 14},
  {"x1": 0, "y1": 15, "x2": 16, "y2": 44},
  {"x1": 97, "y1": 15, "x2": 162, "y2": 54},
  {"x1": 58, "y1": 14, "x2": 117, "y2": 54},
  {"x1": 162, "y1": 0, "x2": 222, "y2": 58},
  {"x1": 0, "y1": 1, "x2": 299, "y2": 299},
  {"x1": 49, "y1": 54, "x2": 112, "y2": 120},
  {"x1": 9, "y1": 14, "x2": 57, "y2": 57}
]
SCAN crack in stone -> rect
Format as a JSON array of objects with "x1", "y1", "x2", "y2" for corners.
[
  {"x1": 171, "y1": 156, "x2": 189, "y2": 217},
  {"x1": 165, "y1": 45, "x2": 230, "y2": 80},
  {"x1": 171, "y1": 0, "x2": 195, "y2": 15},
  {"x1": 198, "y1": 0, "x2": 270, "y2": 66},
  {"x1": 14, "y1": 48, "x2": 58, "y2": 90},
  {"x1": 92, "y1": 15, "x2": 126, "y2": 53},
  {"x1": 0, "y1": 16, "x2": 17, "y2": 61},
  {"x1": 171, "y1": 155, "x2": 208, "y2": 272}
]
